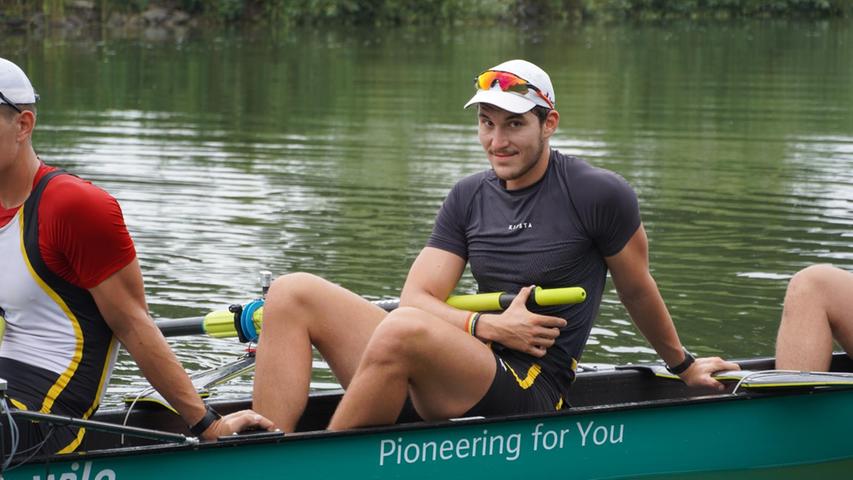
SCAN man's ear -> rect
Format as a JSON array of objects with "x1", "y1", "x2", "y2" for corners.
[
  {"x1": 15, "y1": 110, "x2": 36, "y2": 142},
  {"x1": 542, "y1": 109, "x2": 560, "y2": 138}
]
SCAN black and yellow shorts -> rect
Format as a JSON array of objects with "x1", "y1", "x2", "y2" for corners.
[
  {"x1": 463, "y1": 351, "x2": 565, "y2": 417},
  {"x1": 2, "y1": 398, "x2": 82, "y2": 459}
]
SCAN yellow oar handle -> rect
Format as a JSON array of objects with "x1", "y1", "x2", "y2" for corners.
[
  {"x1": 446, "y1": 286, "x2": 587, "y2": 311},
  {"x1": 446, "y1": 292, "x2": 503, "y2": 312},
  {"x1": 533, "y1": 286, "x2": 587, "y2": 306},
  {"x1": 202, "y1": 308, "x2": 264, "y2": 339},
  {"x1": 192, "y1": 286, "x2": 586, "y2": 340}
]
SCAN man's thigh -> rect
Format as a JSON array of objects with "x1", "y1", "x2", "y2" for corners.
[{"x1": 392, "y1": 310, "x2": 497, "y2": 421}]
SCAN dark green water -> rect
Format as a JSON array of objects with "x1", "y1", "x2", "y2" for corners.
[{"x1": 5, "y1": 20, "x2": 853, "y2": 405}]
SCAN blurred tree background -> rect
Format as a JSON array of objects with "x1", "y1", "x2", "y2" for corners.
[{"x1": 1, "y1": 0, "x2": 850, "y2": 28}]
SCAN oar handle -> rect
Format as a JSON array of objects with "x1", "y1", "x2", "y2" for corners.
[
  {"x1": 446, "y1": 286, "x2": 586, "y2": 311},
  {"x1": 157, "y1": 286, "x2": 586, "y2": 340}
]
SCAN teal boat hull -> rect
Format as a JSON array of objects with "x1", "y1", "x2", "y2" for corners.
[{"x1": 7, "y1": 358, "x2": 853, "y2": 479}]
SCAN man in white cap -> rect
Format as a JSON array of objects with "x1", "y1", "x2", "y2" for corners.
[
  {"x1": 0, "y1": 57, "x2": 272, "y2": 458},
  {"x1": 252, "y1": 59, "x2": 738, "y2": 431}
]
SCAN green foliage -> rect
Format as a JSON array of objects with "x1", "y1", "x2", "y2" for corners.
[
  {"x1": 176, "y1": 0, "x2": 205, "y2": 13},
  {"x1": 264, "y1": 0, "x2": 514, "y2": 26},
  {"x1": 581, "y1": 0, "x2": 851, "y2": 20},
  {"x1": 0, "y1": 0, "x2": 28, "y2": 20},
  {"x1": 241, "y1": 0, "x2": 853, "y2": 24},
  {"x1": 41, "y1": 0, "x2": 64, "y2": 21},
  {"x1": 0, "y1": 0, "x2": 850, "y2": 26},
  {"x1": 131, "y1": 0, "x2": 150, "y2": 12},
  {"x1": 171, "y1": 0, "x2": 244, "y2": 22},
  {"x1": 213, "y1": 0, "x2": 245, "y2": 22}
]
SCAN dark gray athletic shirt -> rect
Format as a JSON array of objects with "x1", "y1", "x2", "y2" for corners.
[{"x1": 428, "y1": 149, "x2": 641, "y2": 395}]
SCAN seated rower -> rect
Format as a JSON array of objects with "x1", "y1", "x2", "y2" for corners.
[
  {"x1": 252, "y1": 59, "x2": 739, "y2": 432},
  {"x1": 0, "y1": 57, "x2": 273, "y2": 458}
]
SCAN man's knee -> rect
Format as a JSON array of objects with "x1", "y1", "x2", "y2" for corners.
[
  {"x1": 788, "y1": 264, "x2": 837, "y2": 297},
  {"x1": 263, "y1": 272, "x2": 329, "y2": 329},
  {"x1": 267, "y1": 272, "x2": 325, "y2": 306},
  {"x1": 364, "y1": 308, "x2": 433, "y2": 363}
]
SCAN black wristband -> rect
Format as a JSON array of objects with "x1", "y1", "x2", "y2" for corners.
[
  {"x1": 189, "y1": 405, "x2": 221, "y2": 437},
  {"x1": 665, "y1": 348, "x2": 695, "y2": 375}
]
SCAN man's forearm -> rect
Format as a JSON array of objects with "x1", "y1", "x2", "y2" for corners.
[
  {"x1": 398, "y1": 247, "x2": 477, "y2": 331},
  {"x1": 400, "y1": 288, "x2": 471, "y2": 330},
  {"x1": 119, "y1": 320, "x2": 207, "y2": 426},
  {"x1": 620, "y1": 282, "x2": 685, "y2": 367}
]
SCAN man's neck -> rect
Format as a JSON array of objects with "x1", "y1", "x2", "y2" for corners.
[
  {"x1": 504, "y1": 145, "x2": 551, "y2": 191},
  {"x1": 0, "y1": 149, "x2": 40, "y2": 210}
]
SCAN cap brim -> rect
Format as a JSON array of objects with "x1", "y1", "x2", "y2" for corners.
[{"x1": 463, "y1": 89, "x2": 536, "y2": 114}]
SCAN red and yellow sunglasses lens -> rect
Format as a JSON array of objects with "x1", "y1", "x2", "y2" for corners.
[
  {"x1": 474, "y1": 70, "x2": 554, "y2": 109},
  {"x1": 475, "y1": 70, "x2": 530, "y2": 94}
]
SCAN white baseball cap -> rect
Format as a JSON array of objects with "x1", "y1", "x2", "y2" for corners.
[
  {"x1": 0, "y1": 57, "x2": 38, "y2": 107},
  {"x1": 464, "y1": 59, "x2": 555, "y2": 114}
]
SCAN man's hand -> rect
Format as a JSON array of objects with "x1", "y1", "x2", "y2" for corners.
[
  {"x1": 679, "y1": 357, "x2": 741, "y2": 391},
  {"x1": 479, "y1": 286, "x2": 567, "y2": 357},
  {"x1": 200, "y1": 409, "x2": 276, "y2": 441}
]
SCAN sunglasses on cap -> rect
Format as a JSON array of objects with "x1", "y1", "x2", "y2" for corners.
[
  {"x1": 475, "y1": 70, "x2": 554, "y2": 110},
  {"x1": 0, "y1": 90, "x2": 23, "y2": 114}
]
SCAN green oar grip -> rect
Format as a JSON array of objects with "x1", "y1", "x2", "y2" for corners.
[
  {"x1": 450, "y1": 286, "x2": 587, "y2": 312},
  {"x1": 201, "y1": 308, "x2": 263, "y2": 339},
  {"x1": 446, "y1": 292, "x2": 503, "y2": 311},
  {"x1": 531, "y1": 286, "x2": 586, "y2": 307},
  {"x1": 202, "y1": 310, "x2": 236, "y2": 338}
]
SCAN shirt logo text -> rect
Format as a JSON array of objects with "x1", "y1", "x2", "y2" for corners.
[{"x1": 508, "y1": 222, "x2": 533, "y2": 231}]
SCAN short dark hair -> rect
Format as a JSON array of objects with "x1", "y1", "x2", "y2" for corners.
[
  {"x1": 531, "y1": 106, "x2": 551, "y2": 124},
  {"x1": 0, "y1": 103, "x2": 37, "y2": 120}
]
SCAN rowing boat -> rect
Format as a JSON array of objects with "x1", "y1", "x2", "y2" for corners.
[{"x1": 5, "y1": 353, "x2": 853, "y2": 479}]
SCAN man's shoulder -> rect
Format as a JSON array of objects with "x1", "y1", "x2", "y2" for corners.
[
  {"x1": 449, "y1": 169, "x2": 492, "y2": 196},
  {"x1": 39, "y1": 170, "x2": 120, "y2": 220},
  {"x1": 552, "y1": 151, "x2": 621, "y2": 181},
  {"x1": 552, "y1": 150, "x2": 632, "y2": 192},
  {"x1": 42, "y1": 171, "x2": 115, "y2": 202},
  {"x1": 457, "y1": 169, "x2": 492, "y2": 187}
]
